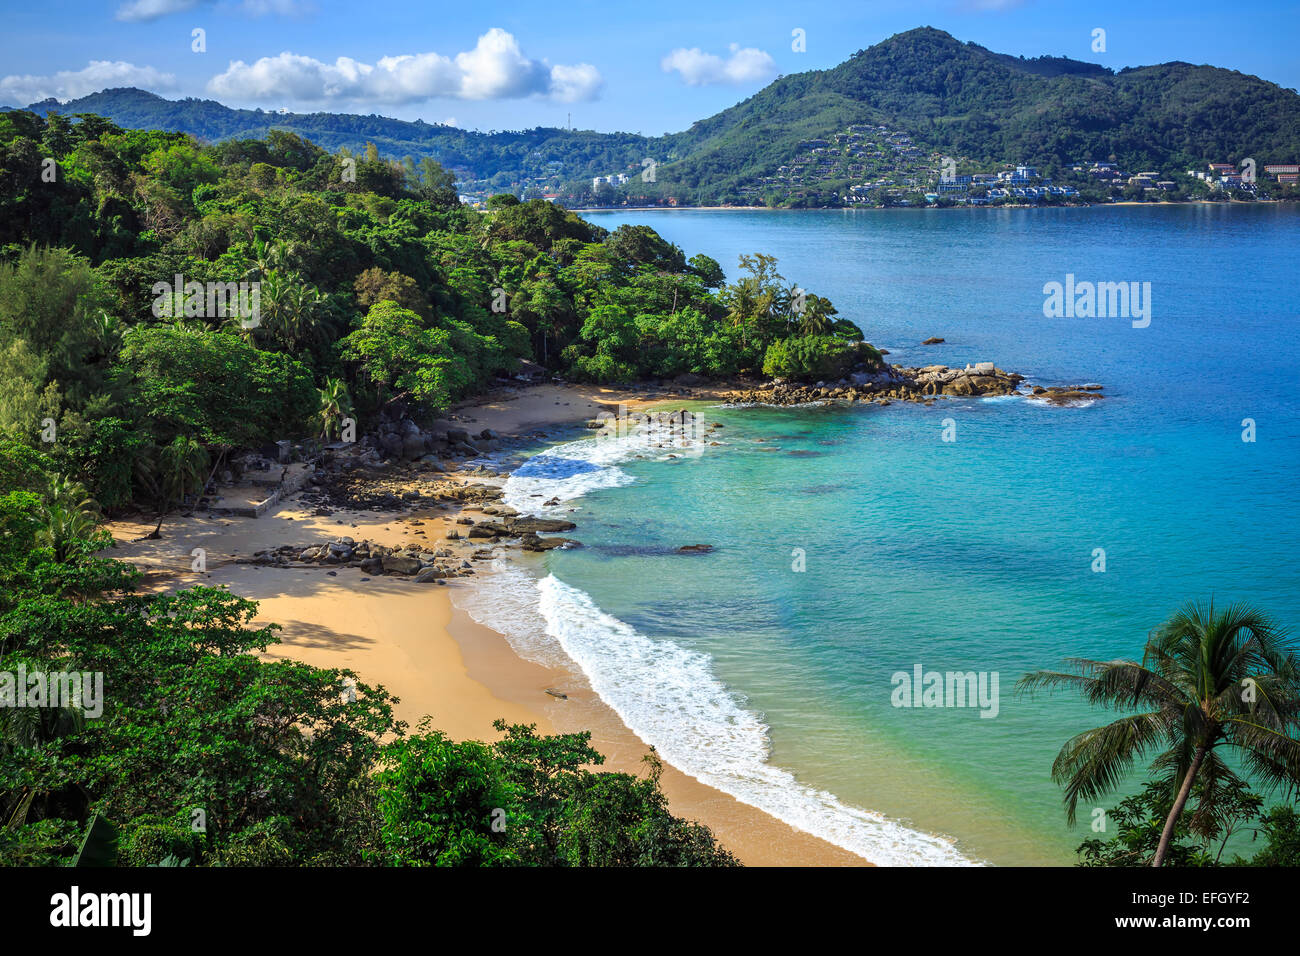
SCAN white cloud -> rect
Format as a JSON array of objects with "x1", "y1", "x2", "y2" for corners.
[
  {"x1": 0, "y1": 60, "x2": 177, "y2": 104},
  {"x1": 548, "y1": 63, "x2": 604, "y2": 103},
  {"x1": 116, "y1": 0, "x2": 310, "y2": 21},
  {"x1": 116, "y1": 0, "x2": 198, "y2": 21},
  {"x1": 661, "y1": 43, "x2": 777, "y2": 86},
  {"x1": 207, "y1": 28, "x2": 602, "y2": 105}
]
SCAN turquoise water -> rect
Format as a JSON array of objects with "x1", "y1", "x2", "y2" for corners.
[{"x1": 496, "y1": 206, "x2": 1300, "y2": 865}]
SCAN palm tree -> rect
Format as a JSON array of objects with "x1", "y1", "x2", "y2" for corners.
[
  {"x1": 797, "y1": 294, "x2": 838, "y2": 337},
  {"x1": 1018, "y1": 599, "x2": 1300, "y2": 866},
  {"x1": 160, "y1": 435, "x2": 210, "y2": 513},
  {"x1": 315, "y1": 377, "x2": 353, "y2": 441},
  {"x1": 36, "y1": 474, "x2": 101, "y2": 562},
  {"x1": 724, "y1": 281, "x2": 759, "y2": 350}
]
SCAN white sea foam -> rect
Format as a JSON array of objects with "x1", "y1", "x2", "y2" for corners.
[
  {"x1": 535, "y1": 575, "x2": 977, "y2": 866},
  {"x1": 469, "y1": 413, "x2": 978, "y2": 866},
  {"x1": 449, "y1": 554, "x2": 571, "y2": 668},
  {"x1": 501, "y1": 413, "x2": 709, "y2": 514}
]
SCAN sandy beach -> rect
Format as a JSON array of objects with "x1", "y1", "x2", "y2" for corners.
[{"x1": 106, "y1": 382, "x2": 865, "y2": 866}]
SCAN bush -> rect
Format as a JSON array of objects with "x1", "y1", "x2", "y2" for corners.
[
  {"x1": 761, "y1": 335, "x2": 859, "y2": 382},
  {"x1": 117, "y1": 816, "x2": 205, "y2": 866}
]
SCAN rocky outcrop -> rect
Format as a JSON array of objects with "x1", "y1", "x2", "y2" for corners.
[
  {"x1": 466, "y1": 516, "x2": 578, "y2": 541},
  {"x1": 1029, "y1": 384, "x2": 1106, "y2": 405},
  {"x1": 236, "y1": 537, "x2": 474, "y2": 580},
  {"x1": 719, "y1": 362, "x2": 1099, "y2": 406},
  {"x1": 520, "y1": 532, "x2": 580, "y2": 552}
]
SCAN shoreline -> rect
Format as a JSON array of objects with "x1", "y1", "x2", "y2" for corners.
[
  {"x1": 105, "y1": 381, "x2": 867, "y2": 866},
  {"x1": 566, "y1": 198, "x2": 1287, "y2": 213}
]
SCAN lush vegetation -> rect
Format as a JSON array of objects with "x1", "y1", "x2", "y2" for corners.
[
  {"x1": 0, "y1": 110, "x2": 868, "y2": 867},
  {"x1": 1019, "y1": 599, "x2": 1300, "y2": 867},
  {"x1": 0, "y1": 435, "x2": 738, "y2": 867},
  {"x1": 0, "y1": 110, "x2": 860, "y2": 518}
]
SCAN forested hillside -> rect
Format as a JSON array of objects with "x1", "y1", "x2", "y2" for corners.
[
  {"x1": 0, "y1": 104, "x2": 872, "y2": 866},
  {"x1": 13, "y1": 27, "x2": 1300, "y2": 205}
]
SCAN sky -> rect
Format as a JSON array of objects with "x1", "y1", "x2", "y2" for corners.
[{"x1": 2, "y1": 0, "x2": 1297, "y2": 135}]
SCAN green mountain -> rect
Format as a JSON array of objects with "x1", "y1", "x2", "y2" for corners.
[
  {"x1": 653, "y1": 27, "x2": 1300, "y2": 196},
  {"x1": 17, "y1": 87, "x2": 651, "y2": 194},
  {"x1": 14, "y1": 27, "x2": 1300, "y2": 201}
]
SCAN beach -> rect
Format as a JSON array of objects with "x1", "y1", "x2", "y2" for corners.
[{"x1": 106, "y1": 382, "x2": 866, "y2": 867}]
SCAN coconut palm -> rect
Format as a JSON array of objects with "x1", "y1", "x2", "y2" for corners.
[
  {"x1": 796, "y1": 294, "x2": 839, "y2": 337},
  {"x1": 1018, "y1": 599, "x2": 1300, "y2": 866},
  {"x1": 315, "y1": 377, "x2": 353, "y2": 441},
  {"x1": 724, "y1": 281, "x2": 759, "y2": 349},
  {"x1": 159, "y1": 435, "x2": 210, "y2": 513},
  {"x1": 36, "y1": 502, "x2": 101, "y2": 562},
  {"x1": 36, "y1": 475, "x2": 101, "y2": 562}
]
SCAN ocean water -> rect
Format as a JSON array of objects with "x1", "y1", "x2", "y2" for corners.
[{"x1": 464, "y1": 205, "x2": 1300, "y2": 866}]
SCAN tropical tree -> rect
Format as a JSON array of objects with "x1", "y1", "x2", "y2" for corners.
[
  {"x1": 1018, "y1": 599, "x2": 1300, "y2": 866},
  {"x1": 159, "y1": 435, "x2": 210, "y2": 513},
  {"x1": 35, "y1": 475, "x2": 101, "y2": 562},
  {"x1": 315, "y1": 377, "x2": 353, "y2": 441}
]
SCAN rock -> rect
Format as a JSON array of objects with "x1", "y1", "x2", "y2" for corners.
[
  {"x1": 678, "y1": 544, "x2": 714, "y2": 554},
  {"x1": 520, "y1": 532, "x2": 579, "y2": 551},
  {"x1": 401, "y1": 433, "x2": 428, "y2": 460},
  {"x1": 921, "y1": 337, "x2": 945, "y2": 345},
  {"x1": 545, "y1": 688, "x2": 569, "y2": 700},
  {"x1": 446, "y1": 427, "x2": 471, "y2": 443},
  {"x1": 381, "y1": 554, "x2": 421, "y2": 575},
  {"x1": 509, "y1": 516, "x2": 577, "y2": 533},
  {"x1": 414, "y1": 567, "x2": 446, "y2": 583}
]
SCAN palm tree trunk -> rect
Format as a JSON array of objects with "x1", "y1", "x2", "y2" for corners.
[{"x1": 1152, "y1": 744, "x2": 1207, "y2": 867}]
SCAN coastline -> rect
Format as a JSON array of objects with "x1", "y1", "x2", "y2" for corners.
[
  {"x1": 105, "y1": 382, "x2": 867, "y2": 866},
  {"x1": 566, "y1": 198, "x2": 1282, "y2": 213}
]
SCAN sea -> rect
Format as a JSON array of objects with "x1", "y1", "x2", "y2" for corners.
[{"x1": 455, "y1": 204, "x2": 1300, "y2": 865}]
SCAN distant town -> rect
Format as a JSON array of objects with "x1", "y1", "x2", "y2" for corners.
[{"x1": 453, "y1": 122, "x2": 1299, "y2": 210}]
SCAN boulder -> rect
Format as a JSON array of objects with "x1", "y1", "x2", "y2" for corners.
[
  {"x1": 520, "y1": 532, "x2": 579, "y2": 552},
  {"x1": 509, "y1": 516, "x2": 577, "y2": 533},
  {"x1": 401, "y1": 433, "x2": 428, "y2": 460},
  {"x1": 381, "y1": 554, "x2": 421, "y2": 575}
]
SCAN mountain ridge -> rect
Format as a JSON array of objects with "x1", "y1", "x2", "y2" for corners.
[{"x1": 10, "y1": 27, "x2": 1299, "y2": 202}]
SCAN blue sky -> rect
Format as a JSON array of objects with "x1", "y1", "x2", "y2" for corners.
[{"x1": 3, "y1": 0, "x2": 1297, "y2": 134}]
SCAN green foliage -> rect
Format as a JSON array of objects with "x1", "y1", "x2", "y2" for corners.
[
  {"x1": 762, "y1": 335, "x2": 859, "y2": 381},
  {"x1": 1020, "y1": 598, "x2": 1300, "y2": 866},
  {"x1": 377, "y1": 726, "x2": 519, "y2": 867},
  {"x1": 374, "y1": 719, "x2": 738, "y2": 867},
  {"x1": 71, "y1": 812, "x2": 120, "y2": 867},
  {"x1": 1078, "y1": 779, "x2": 1300, "y2": 867},
  {"x1": 341, "y1": 301, "x2": 521, "y2": 410},
  {"x1": 114, "y1": 327, "x2": 314, "y2": 447}
]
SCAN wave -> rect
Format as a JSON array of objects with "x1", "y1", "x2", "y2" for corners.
[
  {"x1": 536, "y1": 575, "x2": 976, "y2": 866},
  {"x1": 472, "y1": 410, "x2": 978, "y2": 866},
  {"x1": 501, "y1": 412, "x2": 710, "y2": 514}
]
